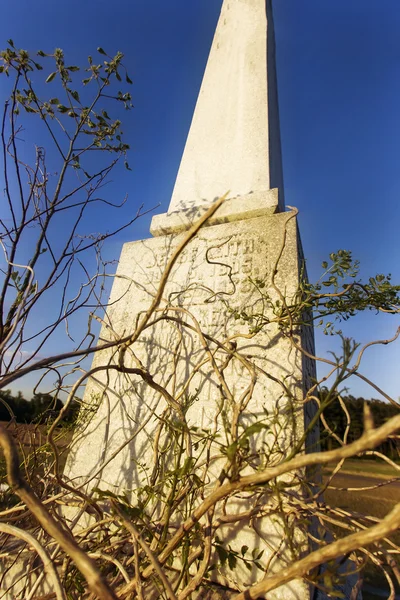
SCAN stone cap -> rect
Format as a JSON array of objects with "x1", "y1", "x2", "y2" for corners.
[{"x1": 150, "y1": 189, "x2": 279, "y2": 237}]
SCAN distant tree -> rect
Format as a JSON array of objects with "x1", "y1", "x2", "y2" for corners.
[
  {"x1": 321, "y1": 389, "x2": 399, "y2": 458},
  {"x1": 0, "y1": 389, "x2": 80, "y2": 423}
]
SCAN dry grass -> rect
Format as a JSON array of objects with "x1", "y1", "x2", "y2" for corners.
[
  {"x1": 323, "y1": 462, "x2": 400, "y2": 598},
  {"x1": 326, "y1": 458, "x2": 400, "y2": 478}
]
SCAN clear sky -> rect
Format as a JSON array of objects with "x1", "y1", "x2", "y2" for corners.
[{"x1": 1, "y1": 0, "x2": 399, "y2": 401}]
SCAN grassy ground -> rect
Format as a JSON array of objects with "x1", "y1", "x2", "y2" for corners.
[
  {"x1": 324, "y1": 460, "x2": 400, "y2": 599},
  {"x1": 325, "y1": 458, "x2": 400, "y2": 478}
]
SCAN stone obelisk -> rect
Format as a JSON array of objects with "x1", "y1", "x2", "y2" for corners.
[
  {"x1": 65, "y1": 1, "x2": 319, "y2": 598},
  {"x1": 168, "y1": 0, "x2": 284, "y2": 214}
]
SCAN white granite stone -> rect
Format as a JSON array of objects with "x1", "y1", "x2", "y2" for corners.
[
  {"x1": 168, "y1": 0, "x2": 284, "y2": 214},
  {"x1": 65, "y1": 211, "x2": 316, "y2": 598},
  {"x1": 151, "y1": 189, "x2": 279, "y2": 237}
]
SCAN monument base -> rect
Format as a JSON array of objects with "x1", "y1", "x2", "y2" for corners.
[{"x1": 65, "y1": 197, "x2": 319, "y2": 598}]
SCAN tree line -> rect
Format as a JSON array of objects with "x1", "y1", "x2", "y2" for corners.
[
  {"x1": 0, "y1": 389, "x2": 80, "y2": 425},
  {"x1": 320, "y1": 387, "x2": 399, "y2": 459}
]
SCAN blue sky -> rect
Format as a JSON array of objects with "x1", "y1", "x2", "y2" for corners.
[{"x1": 1, "y1": 0, "x2": 399, "y2": 401}]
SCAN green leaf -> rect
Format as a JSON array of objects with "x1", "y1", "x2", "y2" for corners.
[
  {"x1": 97, "y1": 47, "x2": 107, "y2": 55},
  {"x1": 33, "y1": 62, "x2": 43, "y2": 70},
  {"x1": 226, "y1": 442, "x2": 238, "y2": 462},
  {"x1": 241, "y1": 422, "x2": 269, "y2": 440},
  {"x1": 179, "y1": 457, "x2": 194, "y2": 477},
  {"x1": 215, "y1": 545, "x2": 228, "y2": 566},
  {"x1": 92, "y1": 487, "x2": 119, "y2": 500},
  {"x1": 115, "y1": 72, "x2": 122, "y2": 81},
  {"x1": 37, "y1": 50, "x2": 46, "y2": 57},
  {"x1": 49, "y1": 98, "x2": 60, "y2": 105},
  {"x1": 123, "y1": 505, "x2": 142, "y2": 520},
  {"x1": 0, "y1": 66, "x2": 3, "y2": 73},
  {"x1": 45, "y1": 71, "x2": 57, "y2": 83},
  {"x1": 126, "y1": 74, "x2": 133, "y2": 84},
  {"x1": 57, "y1": 105, "x2": 68, "y2": 113},
  {"x1": 241, "y1": 545, "x2": 249, "y2": 557},
  {"x1": 67, "y1": 66, "x2": 79, "y2": 72},
  {"x1": 227, "y1": 553, "x2": 237, "y2": 571},
  {"x1": 7, "y1": 39, "x2": 14, "y2": 48},
  {"x1": 70, "y1": 90, "x2": 80, "y2": 102},
  {"x1": 124, "y1": 160, "x2": 132, "y2": 171}
]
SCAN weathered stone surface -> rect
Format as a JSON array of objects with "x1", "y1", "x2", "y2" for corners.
[
  {"x1": 67, "y1": 212, "x2": 309, "y2": 485},
  {"x1": 65, "y1": 210, "x2": 316, "y2": 598},
  {"x1": 151, "y1": 189, "x2": 279, "y2": 237},
  {"x1": 168, "y1": 0, "x2": 284, "y2": 213}
]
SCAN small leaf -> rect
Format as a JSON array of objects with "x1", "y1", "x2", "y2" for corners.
[
  {"x1": 92, "y1": 487, "x2": 120, "y2": 500},
  {"x1": 115, "y1": 72, "x2": 122, "y2": 81},
  {"x1": 7, "y1": 39, "x2": 14, "y2": 47},
  {"x1": 226, "y1": 442, "x2": 238, "y2": 462},
  {"x1": 49, "y1": 98, "x2": 60, "y2": 104},
  {"x1": 67, "y1": 65, "x2": 79, "y2": 72},
  {"x1": 126, "y1": 74, "x2": 133, "y2": 84},
  {"x1": 37, "y1": 50, "x2": 46, "y2": 57},
  {"x1": 241, "y1": 422, "x2": 269, "y2": 440},
  {"x1": 34, "y1": 62, "x2": 43, "y2": 70},
  {"x1": 241, "y1": 545, "x2": 249, "y2": 557},
  {"x1": 46, "y1": 71, "x2": 57, "y2": 83},
  {"x1": 124, "y1": 160, "x2": 132, "y2": 171},
  {"x1": 227, "y1": 553, "x2": 237, "y2": 571},
  {"x1": 215, "y1": 545, "x2": 228, "y2": 566},
  {"x1": 179, "y1": 457, "x2": 194, "y2": 477},
  {"x1": 97, "y1": 47, "x2": 107, "y2": 55}
]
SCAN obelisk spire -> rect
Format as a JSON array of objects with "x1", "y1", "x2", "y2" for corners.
[{"x1": 168, "y1": 0, "x2": 284, "y2": 215}]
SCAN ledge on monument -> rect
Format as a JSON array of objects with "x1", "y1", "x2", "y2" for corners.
[{"x1": 150, "y1": 188, "x2": 280, "y2": 237}]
